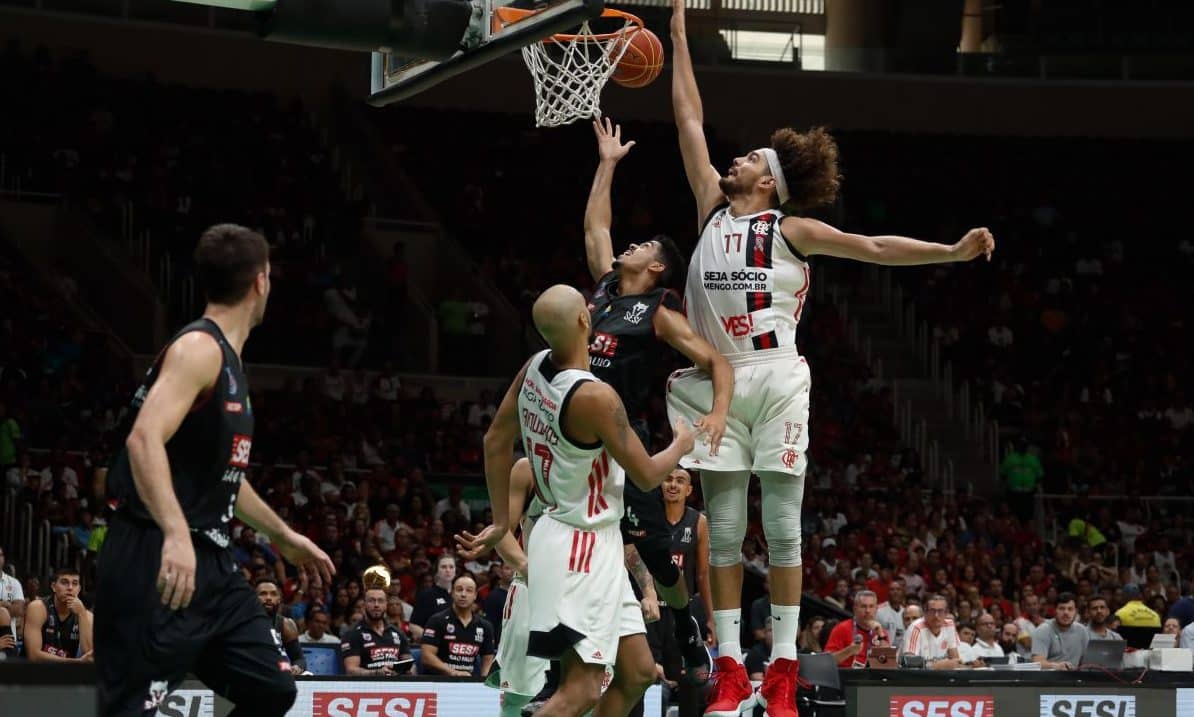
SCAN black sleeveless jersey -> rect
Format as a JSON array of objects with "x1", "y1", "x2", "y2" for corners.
[
  {"x1": 40, "y1": 597, "x2": 81, "y2": 658},
  {"x1": 668, "y1": 507, "x2": 701, "y2": 596},
  {"x1": 587, "y1": 271, "x2": 683, "y2": 420},
  {"x1": 107, "y1": 318, "x2": 253, "y2": 549}
]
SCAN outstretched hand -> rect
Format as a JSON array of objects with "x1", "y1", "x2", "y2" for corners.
[
  {"x1": 593, "y1": 116, "x2": 635, "y2": 163},
  {"x1": 276, "y1": 529, "x2": 336, "y2": 586},
  {"x1": 455, "y1": 524, "x2": 506, "y2": 557},
  {"x1": 952, "y1": 227, "x2": 996, "y2": 262}
]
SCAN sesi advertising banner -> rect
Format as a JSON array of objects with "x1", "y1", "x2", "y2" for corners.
[
  {"x1": 1038, "y1": 694, "x2": 1135, "y2": 717},
  {"x1": 157, "y1": 679, "x2": 662, "y2": 717},
  {"x1": 889, "y1": 694, "x2": 996, "y2": 717}
]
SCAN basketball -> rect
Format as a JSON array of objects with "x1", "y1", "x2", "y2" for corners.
[{"x1": 612, "y1": 27, "x2": 664, "y2": 89}]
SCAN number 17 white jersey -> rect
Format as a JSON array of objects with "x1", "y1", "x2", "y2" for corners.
[
  {"x1": 685, "y1": 204, "x2": 811, "y2": 356},
  {"x1": 517, "y1": 350, "x2": 625, "y2": 530}
]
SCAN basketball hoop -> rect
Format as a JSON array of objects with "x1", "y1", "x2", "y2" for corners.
[{"x1": 493, "y1": 5, "x2": 644, "y2": 127}]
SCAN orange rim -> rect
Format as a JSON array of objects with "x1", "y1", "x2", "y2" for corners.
[{"x1": 493, "y1": 6, "x2": 644, "y2": 42}]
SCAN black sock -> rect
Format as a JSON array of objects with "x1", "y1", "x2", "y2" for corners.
[{"x1": 671, "y1": 602, "x2": 696, "y2": 643}]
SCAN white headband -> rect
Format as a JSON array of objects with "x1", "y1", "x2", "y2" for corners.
[{"x1": 759, "y1": 148, "x2": 790, "y2": 206}]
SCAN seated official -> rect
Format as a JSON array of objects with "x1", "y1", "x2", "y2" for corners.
[
  {"x1": 1030, "y1": 593, "x2": 1089, "y2": 671},
  {"x1": 824, "y1": 590, "x2": 890, "y2": 668},
  {"x1": 968, "y1": 615, "x2": 1005, "y2": 662},
  {"x1": 1115, "y1": 584, "x2": 1161, "y2": 649},
  {"x1": 901, "y1": 595, "x2": 962, "y2": 670}
]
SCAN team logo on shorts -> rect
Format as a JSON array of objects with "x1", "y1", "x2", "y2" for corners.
[
  {"x1": 781, "y1": 449, "x2": 798, "y2": 469},
  {"x1": 142, "y1": 680, "x2": 169, "y2": 710}
]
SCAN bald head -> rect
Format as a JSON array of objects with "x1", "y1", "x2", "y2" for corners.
[{"x1": 533, "y1": 284, "x2": 590, "y2": 349}]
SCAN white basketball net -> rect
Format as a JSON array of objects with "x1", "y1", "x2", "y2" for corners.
[{"x1": 517, "y1": 20, "x2": 638, "y2": 128}]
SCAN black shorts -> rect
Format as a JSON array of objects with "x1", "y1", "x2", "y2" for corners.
[
  {"x1": 95, "y1": 515, "x2": 296, "y2": 717},
  {"x1": 621, "y1": 420, "x2": 681, "y2": 586}
]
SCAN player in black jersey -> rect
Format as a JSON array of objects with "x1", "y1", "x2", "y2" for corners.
[
  {"x1": 342, "y1": 570, "x2": 414, "y2": 676},
  {"x1": 585, "y1": 118, "x2": 733, "y2": 683},
  {"x1": 24, "y1": 567, "x2": 93, "y2": 662},
  {"x1": 95, "y1": 224, "x2": 334, "y2": 717},
  {"x1": 255, "y1": 578, "x2": 307, "y2": 675}
]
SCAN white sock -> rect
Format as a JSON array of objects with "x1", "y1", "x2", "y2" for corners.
[
  {"x1": 713, "y1": 608, "x2": 743, "y2": 662},
  {"x1": 770, "y1": 604, "x2": 800, "y2": 661},
  {"x1": 500, "y1": 692, "x2": 533, "y2": 717}
]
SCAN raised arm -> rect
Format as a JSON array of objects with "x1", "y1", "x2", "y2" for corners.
[
  {"x1": 584, "y1": 118, "x2": 636, "y2": 283},
  {"x1": 653, "y1": 305, "x2": 731, "y2": 455},
  {"x1": 126, "y1": 332, "x2": 223, "y2": 611},
  {"x1": 569, "y1": 382, "x2": 697, "y2": 491},
  {"x1": 670, "y1": 0, "x2": 724, "y2": 220},
  {"x1": 783, "y1": 217, "x2": 996, "y2": 267}
]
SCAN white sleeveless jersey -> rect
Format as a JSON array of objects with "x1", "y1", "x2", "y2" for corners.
[
  {"x1": 685, "y1": 205, "x2": 811, "y2": 355},
  {"x1": 517, "y1": 350, "x2": 625, "y2": 530}
]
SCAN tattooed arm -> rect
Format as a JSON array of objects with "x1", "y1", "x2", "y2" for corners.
[
  {"x1": 565, "y1": 382, "x2": 697, "y2": 491},
  {"x1": 625, "y1": 545, "x2": 661, "y2": 623}
]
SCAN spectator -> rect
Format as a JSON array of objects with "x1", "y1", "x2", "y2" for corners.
[
  {"x1": 798, "y1": 616, "x2": 825, "y2": 653},
  {"x1": 1015, "y1": 593, "x2": 1046, "y2": 639},
  {"x1": 420, "y1": 575, "x2": 495, "y2": 677},
  {"x1": 971, "y1": 615, "x2": 1005, "y2": 660},
  {"x1": 433, "y1": 484, "x2": 471, "y2": 523},
  {"x1": 409, "y1": 555, "x2": 456, "y2": 638},
  {"x1": 956, "y1": 624, "x2": 980, "y2": 664},
  {"x1": 1000, "y1": 439, "x2": 1042, "y2": 522},
  {"x1": 1153, "y1": 537, "x2": 1178, "y2": 585},
  {"x1": 825, "y1": 590, "x2": 890, "y2": 668},
  {"x1": 23, "y1": 568, "x2": 93, "y2": 662},
  {"x1": 300, "y1": 607, "x2": 340, "y2": 645},
  {"x1": 902, "y1": 604, "x2": 924, "y2": 633},
  {"x1": 1030, "y1": 593, "x2": 1089, "y2": 671},
  {"x1": 341, "y1": 584, "x2": 414, "y2": 676},
  {"x1": 999, "y1": 622, "x2": 1028, "y2": 661},
  {"x1": 983, "y1": 579, "x2": 1013, "y2": 617},
  {"x1": 374, "y1": 504, "x2": 405, "y2": 554},
  {"x1": 0, "y1": 402, "x2": 20, "y2": 471},
  {"x1": 876, "y1": 579, "x2": 907, "y2": 647},
  {"x1": 900, "y1": 555, "x2": 927, "y2": 599},
  {"x1": 5, "y1": 451, "x2": 35, "y2": 496},
  {"x1": 39, "y1": 449, "x2": 79, "y2": 500},
  {"x1": 1114, "y1": 584, "x2": 1161, "y2": 648},
  {"x1": 324, "y1": 276, "x2": 371, "y2": 367},
  {"x1": 901, "y1": 595, "x2": 961, "y2": 670},
  {"x1": 1086, "y1": 597, "x2": 1123, "y2": 641}
]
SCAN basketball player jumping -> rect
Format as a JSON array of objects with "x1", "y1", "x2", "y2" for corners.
[
  {"x1": 471, "y1": 284, "x2": 699, "y2": 717},
  {"x1": 96, "y1": 225, "x2": 335, "y2": 717},
  {"x1": 585, "y1": 116, "x2": 731, "y2": 680},
  {"x1": 668, "y1": 2, "x2": 996, "y2": 715}
]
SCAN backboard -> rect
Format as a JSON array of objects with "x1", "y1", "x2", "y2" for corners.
[{"x1": 369, "y1": 0, "x2": 605, "y2": 106}]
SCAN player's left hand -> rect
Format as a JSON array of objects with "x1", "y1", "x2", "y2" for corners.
[
  {"x1": 456, "y1": 524, "x2": 506, "y2": 556},
  {"x1": 951, "y1": 227, "x2": 995, "y2": 262},
  {"x1": 276, "y1": 529, "x2": 336, "y2": 585},
  {"x1": 694, "y1": 412, "x2": 726, "y2": 456},
  {"x1": 640, "y1": 594, "x2": 661, "y2": 623}
]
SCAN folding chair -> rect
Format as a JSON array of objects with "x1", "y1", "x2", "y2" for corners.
[{"x1": 797, "y1": 653, "x2": 847, "y2": 717}]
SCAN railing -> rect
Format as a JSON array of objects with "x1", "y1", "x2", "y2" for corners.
[{"x1": 876, "y1": 266, "x2": 1001, "y2": 487}]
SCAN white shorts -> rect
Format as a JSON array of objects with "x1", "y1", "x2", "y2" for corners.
[
  {"x1": 494, "y1": 576, "x2": 549, "y2": 697},
  {"x1": 527, "y1": 517, "x2": 645, "y2": 668},
  {"x1": 667, "y1": 348, "x2": 811, "y2": 476}
]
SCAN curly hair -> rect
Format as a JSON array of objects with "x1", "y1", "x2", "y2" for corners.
[{"x1": 770, "y1": 126, "x2": 842, "y2": 212}]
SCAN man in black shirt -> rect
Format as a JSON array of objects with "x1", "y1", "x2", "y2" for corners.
[
  {"x1": 585, "y1": 118, "x2": 733, "y2": 681},
  {"x1": 341, "y1": 585, "x2": 414, "y2": 676},
  {"x1": 23, "y1": 568, "x2": 93, "y2": 662},
  {"x1": 254, "y1": 578, "x2": 306, "y2": 675},
  {"x1": 420, "y1": 574, "x2": 495, "y2": 677},
  {"x1": 95, "y1": 225, "x2": 334, "y2": 717}
]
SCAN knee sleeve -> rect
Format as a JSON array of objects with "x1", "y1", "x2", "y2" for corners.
[
  {"x1": 759, "y1": 471, "x2": 805, "y2": 567},
  {"x1": 701, "y1": 470, "x2": 750, "y2": 568}
]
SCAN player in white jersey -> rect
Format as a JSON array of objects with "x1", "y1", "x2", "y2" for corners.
[
  {"x1": 458, "y1": 458, "x2": 547, "y2": 717},
  {"x1": 470, "y1": 285, "x2": 698, "y2": 717},
  {"x1": 668, "y1": 2, "x2": 996, "y2": 715}
]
